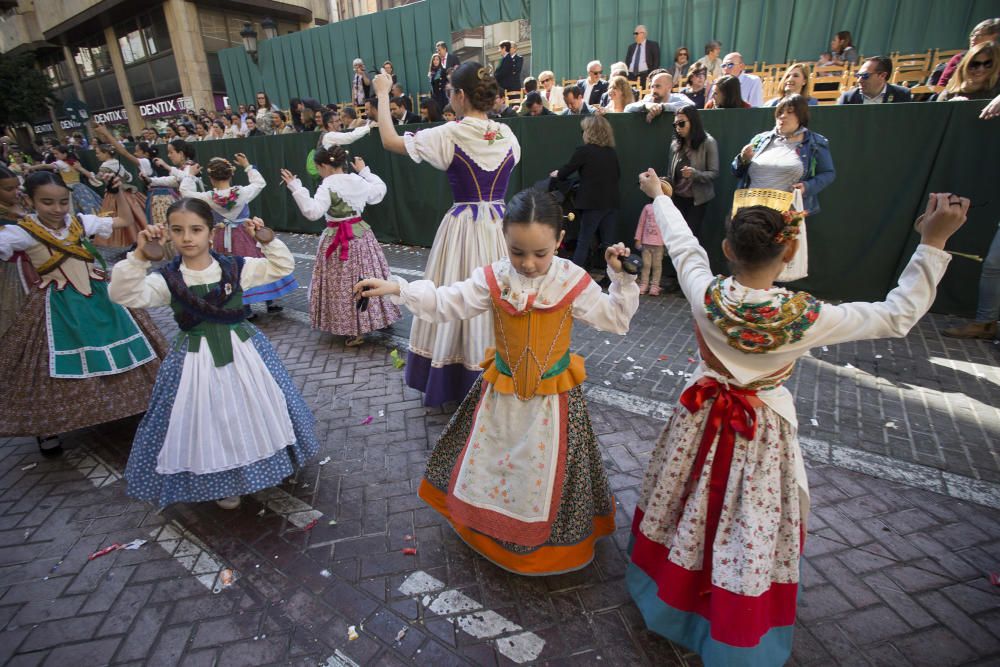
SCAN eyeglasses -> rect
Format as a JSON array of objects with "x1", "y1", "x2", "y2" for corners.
[
  {"x1": 591, "y1": 70, "x2": 602, "y2": 75},
  {"x1": 633, "y1": 31, "x2": 644, "y2": 36},
  {"x1": 721, "y1": 62, "x2": 736, "y2": 69},
  {"x1": 673, "y1": 121, "x2": 687, "y2": 128},
  {"x1": 854, "y1": 71, "x2": 872, "y2": 80},
  {"x1": 679, "y1": 52, "x2": 689, "y2": 57},
  {"x1": 969, "y1": 59, "x2": 994, "y2": 70}
]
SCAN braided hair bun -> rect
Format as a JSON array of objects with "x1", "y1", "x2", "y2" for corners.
[
  {"x1": 206, "y1": 157, "x2": 235, "y2": 181},
  {"x1": 313, "y1": 145, "x2": 350, "y2": 170},
  {"x1": 450, "y1": 62, "x2": 499, "y2": 113},
  {"x1": 725, "y1": 205, "x2": 787, "y2": 268}
]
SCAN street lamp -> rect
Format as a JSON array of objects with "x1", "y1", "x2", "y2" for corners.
[
  {"x1": 240, "y1": 22, "x2": 259, "y2": 62},
  {"x1": 261, "y1": 17, "x2": 278, "y2": 41}
]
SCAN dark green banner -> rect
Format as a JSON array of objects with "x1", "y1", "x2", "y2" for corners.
[{"x1": 80, "y1": 101, "x2": 998, "y2": 317}]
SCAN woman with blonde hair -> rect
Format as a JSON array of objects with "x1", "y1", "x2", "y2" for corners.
[
  {"x1": 550, "y1": 115, "x2": 620, "y2": 267},
  {"x1": 537, "y1": 70, "x2": 565, "y2": 111},
  {"x1": 765, "y1": 63, "x2": 819, "y2": 106},
  {"x1": 938, "y1": 41, "x2": 1000, "y2": 101},
  {"x1": 602, "y1": 75, "x2": 636, "y2": 112}
]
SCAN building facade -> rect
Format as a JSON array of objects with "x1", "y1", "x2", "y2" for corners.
[{"x1": 0, "y1": 0, "x2": 334, "y2": 139}]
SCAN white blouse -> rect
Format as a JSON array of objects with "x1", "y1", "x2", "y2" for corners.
[
  {"x1": 108, "y1": 238, "x2": 296, "y2": 308},
  {"x1": 402, "y1": 116, "x2": 521, "y2": 173},
  {"x1": 651, "y1": 194, "x2": 951, "y2": 424},
  {"x1": 148, "y1": 164, "x2": 196, "y2": 189},
  {"x1": 0, "y1": 213, "x2": 112, "y2": 260},
  {"x1": 179, "y1": 166, "x2": 266, "y2": 222},
  {"x1": 321, "y1": 125, "x2": 371, "y2": 149},
  {"x1": 286, "y1": 167, "x2": 387, "y2": 220}
]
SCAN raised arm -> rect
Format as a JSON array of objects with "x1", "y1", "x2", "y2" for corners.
[
  {"x1": 372, "y1": 73, "x2": 407, "y2": 155},
  {"x1": 353, "y1": 157, "x2": 387, "y2": 205},
  {"x1": 283, "y1": 172, "x2": 331, "y2": 221},
  {"x1": 108, "y1": 230, "x2": 171, "y2": 310},
  {"x1": 571, "y1": 265, "x2": 639, "y2": 334},
  {"x1": 239, "y1": 219, "x2": 296, "y2": 289},
  {"x1": 322, "y1": 125, "x2": 371, "y2": 148},
  {"x1": 356, "y1": 267, "x2": 493, "y2": 323}
]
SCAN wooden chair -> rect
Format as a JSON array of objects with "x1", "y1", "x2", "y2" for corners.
[
  {"x1": 892, "y1": 65, "x2": 931, "y2": 88},
  {"x1": 562, "y1": 77, "x2": 579, "y2": 87},
  {"x1": 892, "y1": 50, "x2": 932, "y2": 69},
  {"x1": 932, "y1": 48, "x2": 964, "y2": 69},
  {"x1": 910, "y1": 84, "x2": 944, "y2": 97},
  {"x1": 505, "y1": 90, "x2": 524, "y2": 105}
]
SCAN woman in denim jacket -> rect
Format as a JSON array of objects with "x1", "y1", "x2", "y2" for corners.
[{"x1": 731, "y1": 94, "x2": 835, "y2": 215}]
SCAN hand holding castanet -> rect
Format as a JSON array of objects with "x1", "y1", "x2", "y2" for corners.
[
  {"x1": 243, "y1": 216, "x2": 275, "y2": 244},
  {"x1": 137, "y1": 225, "x2": 166, "y2": 262}
]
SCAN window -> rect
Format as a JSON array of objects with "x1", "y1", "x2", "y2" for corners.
[
  {"x1": 73, "y1": 36, "x2": 113, "y2": 79},
  {"x1": 115, "y1": 8, "x2": 170, "y2": 65},
  {"x1": 198, "y1": 7, "x2": 298, "y2": 91}
]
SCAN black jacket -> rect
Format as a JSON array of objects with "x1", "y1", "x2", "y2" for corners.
[
  {"x1": 837, "y1": 83, "x2": 912, "y2": 104},
  {"x1": 625, "y1": 40, "x2": 660, "y2": 73},
  {"x1": 496, "y1": 53, "x2": 523, "y2": 92},
  {"x1": 396, "y1": 111, "x2": 421, "y2": 125},
  {"x1": 576, "y1": 78, "x2": 609, "y2": 106},
  {"x1": 555, "y1": 144, "x2": 621, "y2": 210}
]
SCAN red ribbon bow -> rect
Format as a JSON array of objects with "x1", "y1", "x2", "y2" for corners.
[
  {"x1": 325, "y1": 217, "x2": 362, "y2": 261},
  {"x1": 679, "y1": 377, "x2": 760, "y2": 592}
]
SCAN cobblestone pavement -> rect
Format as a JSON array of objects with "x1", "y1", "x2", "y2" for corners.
[
  {"x1": 1, "y1": 309, "x2": 998, "y2": 666},
  {"x1": 280, "y1": 234, "x2": 1000, "y2": 506}
]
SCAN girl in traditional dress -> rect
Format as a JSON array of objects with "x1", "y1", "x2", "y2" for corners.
[
  {"x1": 355, "y1": 189, "x2": 639, "y2": 575},
  {"x1": 92, "y1": 143, "x2": 148, "y2": 248},
  {"x1": 281, "y1": 147, "x2": 400, "y2": 345},
  {"x1": 48, "y1": 144, "x2": 104, "y2": 216},
  {"x1": 148, "y1": 139, "x2": 199, "y2": 228},
  {"x1": 0, "y1": 165, "x2": 33, "y2": 338},
  {"x1": 372, "y1": 63, "x2": 521, "y2": 406},
  {"x1": 0, "y1": 171, "x2": 166, "y2": 456},
  {"x1": 628, "y1": 172, "x2": 968, "y2": 666},
  {"x1": 109, "y1": 198, "x2": 319, "y2": 509},
  {"x1": 179, "y1": 154, "x2": 297, "y2": 317}
]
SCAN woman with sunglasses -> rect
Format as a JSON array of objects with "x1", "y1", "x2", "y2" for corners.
[
  {"x1": 938, "y1": 41, "x2": 1000, "y2": 102},
  {"x1": 666, "y1": 105, "x2": 718, "y2": 244},
  {"x1": 669, "y1": 47, "x2": 691, "y2": 82}
]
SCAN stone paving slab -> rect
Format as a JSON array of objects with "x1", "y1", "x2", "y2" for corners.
[
  {"x1": 0, "y1": 313, "x2": 998, "y2": 665},
  {"x1": 277, "y1": 234, "x2": 1000, "y2": 497}
]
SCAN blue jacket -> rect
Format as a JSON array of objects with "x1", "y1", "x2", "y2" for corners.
[{"x1": 731, "y1": 128, "x2": 836, "y2": 215}]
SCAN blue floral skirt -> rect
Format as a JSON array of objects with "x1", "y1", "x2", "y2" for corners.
[{"x1": 124, "y1": 328, "x2": 319, "y2": 507}]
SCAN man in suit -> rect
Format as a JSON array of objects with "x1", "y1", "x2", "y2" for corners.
[
  {"x1": 625, "y1": 25, "x2": 660, "y2": 88},
  {"x1": 495, "y1": 40, "x2": 523, "y2": 93},
  {"x1": 559, "y1": 86, "x2": 593, "y2": 115},
  {"x1": 720, "y1": 52, "x2": 763, "y2": 107},
  {"x1": 390, "y1": 97, "x2": 421, "y2": 125},
  {"x1": 576, "y1": 60, "x2": 609, "y2": 106},
  {"x1": 520, "y1": 91, "x2": 554, "y2": 116},
  {"x1": 436, "y1": 41, "x2": 460, "y2": 77},
  {"x1": 838, "y1": 56, "x2": 913, "y2": 104}
]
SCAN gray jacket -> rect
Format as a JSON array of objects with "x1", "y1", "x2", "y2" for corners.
[{"x1": 667, "y1": 133, "x2": 718, "y2": 206}]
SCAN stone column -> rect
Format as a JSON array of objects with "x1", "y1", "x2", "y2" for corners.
[
  {"x1": 61, "y1": 44, "x2": 86, "y2": 102},
  {"x1": 102, "y1": 26, "x2": 144, "y2": 137},
  {"x1": 162, "y1": 0, "x2": 214, "y2": 112}
]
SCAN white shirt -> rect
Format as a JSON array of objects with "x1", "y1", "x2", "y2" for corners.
[
  {"x1": 862, "y1": 84, "x2": 888, "y2": 104},
  {"x1": 624, "y1": 92, "x2": 694, "y2": 114},
  {"x1": 738, "y1": 72, "x2": 764, "y2": 107},
  {"x1": 631, "y1": 41, "x2": 648, "y2": 73}
]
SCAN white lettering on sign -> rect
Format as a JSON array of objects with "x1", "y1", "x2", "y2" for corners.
[
  {"x1": 139, "y1": 99, "x2": 176, "y2": 116},
  {"x1": 33, "y1": 123, "x2": 53, "y2": 133},
  {"x1": 93, "y1": 108, "x2": 128, "y2": 124}
]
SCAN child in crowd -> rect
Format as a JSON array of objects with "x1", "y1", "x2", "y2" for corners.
[
  {"x1": 150, "y1": 139, "x2": 200, "y2": 227},
  {"x1": 0, "y1": 164, "x2": 32, "y2": 338},
  {"x1": 442, "y1": 105, "x2": 457, "y2": 122},
  {"x1": 109, "y1": 198, "x2": 319, "y2": 509},
  {"x1": 634, "y1": 179, "x2": 671, "y2": 295},
  {"x1": 92, "y1": 143, "x2": 149, "y2": 247},
  {"x1": 281, "y1": 147, "x2": 400, "y2": 346},
  {"x1": 49, "y1": 144, "x2": 104, "y2": 216},
  {"x1": 628, "y1": 172, "x2": 968, "y2": 666},
  {"x1": 180, "y1": 153, "x2": 297, "y2": 316},
  {"x1": 817, "y1": 51, "x2": 835, "y2": 67},
  {"x1": 355, "y1": 189, "x2": 639, "y2": 575},
  {"x1": 0, "y1": 172, "x2": 165, "y2": 455}
]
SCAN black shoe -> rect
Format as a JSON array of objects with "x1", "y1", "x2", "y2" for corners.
[
  {"x1": 246, "y1": 312, "x2": 259, "y2": 321},
  {"x1": 37, "y1": 436, "x2": 63, "y2": 458},
  {"x1": 266, "y1": 305, "x2": 284, "y2": 313}
]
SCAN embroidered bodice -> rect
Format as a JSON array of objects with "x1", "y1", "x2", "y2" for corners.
[{"x1": 446, "y1": 144, "x2": 516, "y2": 206}]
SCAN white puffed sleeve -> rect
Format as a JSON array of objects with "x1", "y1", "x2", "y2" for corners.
[
  {"x1": 240, "y1": 237, "x2": 295, "y2": 290},
  {"x1": 322, "y1": 125, "x2": 370, "y2": 148},
  {"x1": 287, "y1": 178, "x2": 331, "y2": 221},
  {"x1": 108, "y1": 252, "x2": 171, "y2": 308},
  {"x1": 571, "y1": 267, "x2": 639, "y2": 334},
  {"x1": 389, "y1": 266, "x2": 492, "y2": 322},
  {"x1": 357, "y1": 166, "x2": 387, "y2": 205},
  {"x1": 402, "y1": 123, "x2": 455, "y2": 171},
  {"x1": 79, "y1": 214, "x2": 114, "y2": 239}
]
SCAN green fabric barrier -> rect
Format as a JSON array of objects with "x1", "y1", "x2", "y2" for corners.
[
  {"x1": 530, "y1": 0, "x2": 992, "y2": 82},
  {"x1": 219, "y1": 0, "x2": 524, "y2": 108},
  {"x1": 78, "y1": 101, "x2": 997, "y2": 318}
]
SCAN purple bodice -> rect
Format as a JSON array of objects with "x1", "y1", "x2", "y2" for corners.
[{"x1": 446, "y1": 145, "x2": 515, "y2": 206}]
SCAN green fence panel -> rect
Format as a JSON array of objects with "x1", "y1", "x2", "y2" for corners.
[{"x1": 87, "y1": 101, "x2": 997, "y2": 317}]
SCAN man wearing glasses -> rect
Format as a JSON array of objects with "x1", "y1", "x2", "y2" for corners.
[
  {"x1": 837, "y1": 56, "x2": 912, "y2": 104},
  {"x1": 626, "y1": 25, "x2": 660, "y2": 88},
  {"x1": 719, "y1": 52, "x2": 763, "y2": 107},
  {"x1": 577, "y1": 60, "x2": 609, "y2": 106}
]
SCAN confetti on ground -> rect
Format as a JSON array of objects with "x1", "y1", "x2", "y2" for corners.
[
  {"x1": 403, "y1": 547, "x2": 417, "y2": 555},
  {"x1": 328, "y1": 519, "x2": 338, "y2": 525},
  {"x1": 604, "y1": 340, "x2": 610, "y2": 345},
  {"x1": 821, "y1": 346, "x2": 829, "y2": 352},
  {"x1": 88, "y1": 543, "x2": 122, "y2": 560},
  {"x1": 319, "y1": 456, "x2": 331, "y2": 465},
  {"x1": 626, "y1": 356, "x2": 635, "y2": 362},
  {"x1": 20, "y1": 463, "x2": 36, "y2": 471},
  {"x1": 257, "y1": 509, "x2": 266, "y2": 517},
  {"x1": 404, "y1": 534, "x2": 414, "y2": 541},
  {"x1": 396, "y1": 627, "x2": 408, "y2": 642},
  {"x1": 320, "y1": 569, "x2": 332, "y2": 578},
  {"x1": 632, "y1": 365, "x2": 644, "y2": 370},
  {"x1": 300, "y1": 519, "x2": 319, "y2": 532},
  {"x1": 122, "y1": 539, "x2": 147, "y2": 550},
  {"x1": 844, "y1": 363, "x2": 855, "y2": 369},
  {"x1": 603, "y1": 380, "x2": 611, "y2": 385},
  {"x1": 378, "y1": 410, "x2": 385, "y2": 417},
  {"x1": 875, "y1": 354, "x2": 883, "y2": 359},
  {"x1": 348, "y1": 626, "x2": 359, "y2": 641},
  {"x1": 390, "y1": 348, "x2": 406, "y2": 369},
  {"x1": 810, "y1": 418, "x2": 819, "y2": 426},
  {"x1": 622, "y1": 372, "x2": 635, "y2": 380},
  {"x1": 360, "y1": 416, "x2": 373, "y2": 425},
  {"x1": 657, "y1": 355, "x2": 669, "y2": 361},
  {"x1": 989, "y1": 572, "x2": 999, "y2": 587},
  {"x1": 885, "y1": 421, "x2": 898, "y2": 429},
  {"x1": 687, "y1": 357, "x2": 697, "y2": 363}
]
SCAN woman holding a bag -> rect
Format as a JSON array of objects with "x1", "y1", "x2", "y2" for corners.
[
  {"x1": 666, "y1": 104, "x2": 718, "y2": 244},
  {"x1": 731, "y1": 94, "x2": 835, "y2": 280}
]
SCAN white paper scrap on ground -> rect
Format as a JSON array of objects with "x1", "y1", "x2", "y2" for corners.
[
  {"x1": 398, "y1": 570, "x2": 545, "y2": 663},
  {"x1": 810, "y1": 418, "x2": 819, "y2": 426}
]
